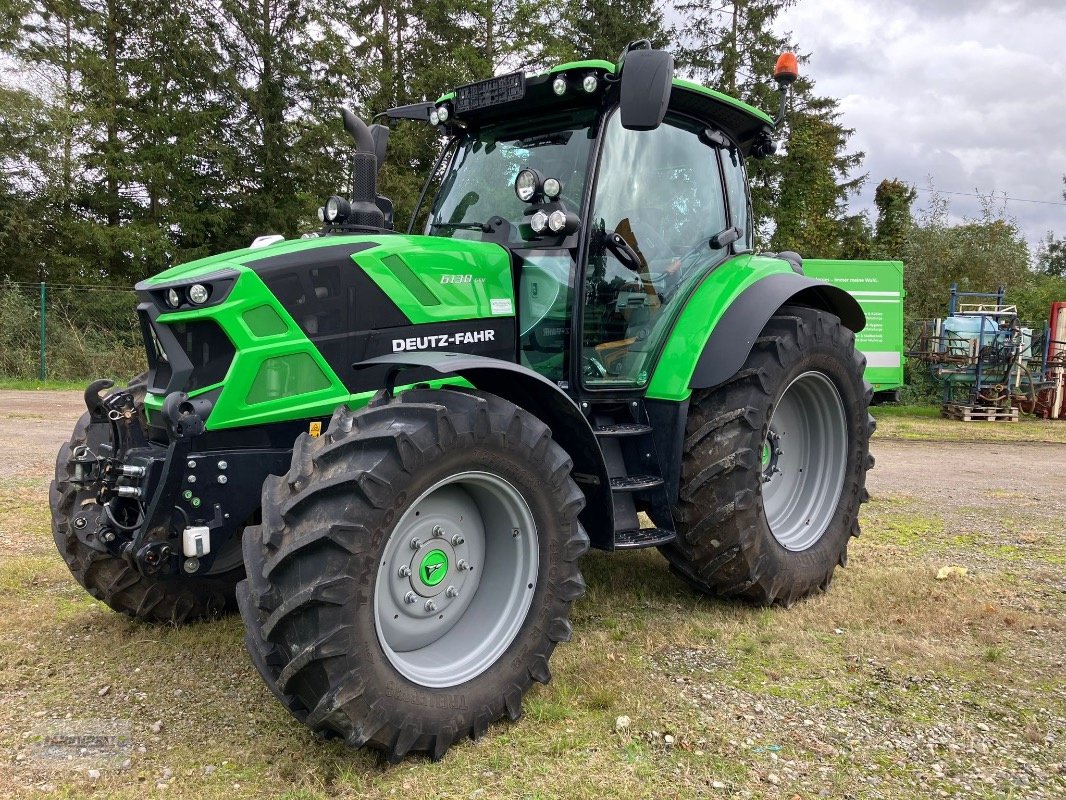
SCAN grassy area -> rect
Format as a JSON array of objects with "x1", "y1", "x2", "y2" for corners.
[
  {"x1": 0, "y1": 378, "x2": 88, "y2": 391},
  {"x1": 1, "y1": 452, "x2": 1063, "y2": 798},
  {"x1": 871, "y1": 404, "x2": 1066, "y2": 443}
]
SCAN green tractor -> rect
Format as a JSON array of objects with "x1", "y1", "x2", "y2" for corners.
[{"x1": 51, "y1": 45, "x2": 874, "y2": 761}]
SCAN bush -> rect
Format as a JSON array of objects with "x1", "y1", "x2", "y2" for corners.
[{"x1": 0, "y1": 279, "x2": 145, "y2": 382}]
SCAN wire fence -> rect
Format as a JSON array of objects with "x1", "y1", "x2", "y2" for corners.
[{"x1": 0, "y1": 279, "x2": 146, "y2": 382}]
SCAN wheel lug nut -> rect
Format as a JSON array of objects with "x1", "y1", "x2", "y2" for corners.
[
  {"x1": 445, "y1": 586, "x2": 458, "y2": 598},
  {"x1": 425, "y1": 600, "x2": 437, "y2": 613},
  {"x1": 410, "y1": 537, "x2": 423, "y2": 550},
  {"x1": 457, "y1": 559, "x2": 469, "y2": 571},
  {"x1": 451, "y1": 534, "x2": 464, "y2": 546},
  {"x1": 398, "y1": 565, "x2": 411, "y2": 578},
  {"x1": 432, "y1": 525, "x2": 444, "y2": 537},
  {"x1": 404, "y1": 592, "x2": 417, "y2": 604}
]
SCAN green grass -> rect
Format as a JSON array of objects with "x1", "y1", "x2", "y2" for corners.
[
  {"x1": 0, "y1": 377, "x2": 87, "y2": 390},
  {"x1": 871, "y1": 404, "x2": 1066, "y2": 443}
]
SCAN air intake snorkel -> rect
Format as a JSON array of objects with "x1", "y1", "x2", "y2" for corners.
[{"x1": 337, "y1": 106, "x2": 387, "y2": 229}]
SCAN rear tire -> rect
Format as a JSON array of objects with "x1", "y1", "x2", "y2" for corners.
[
  {"x1": 238, "y1": 388, "x2": 588, "y2": 761},
  {"x1": 661, "y1": 306, "x2": 874, "y2": 605},
  {"x1": 50, "y1": 380, "x2": 243, "y2": 624}
]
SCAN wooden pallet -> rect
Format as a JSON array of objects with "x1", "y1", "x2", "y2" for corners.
[{"x1": 941, "y1": 403, "x2": 1019, "y2": 422}]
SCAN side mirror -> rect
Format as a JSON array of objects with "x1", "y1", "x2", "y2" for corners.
[
  {"x1": 369, "y1": 124, "x2": 389, "y2": 172},
  {"x1": 618, "y1": 45, "x2": 673, "y2": 131},
  {"x1": 710, "y1": 226, "x2": 741, "y2": 250}
]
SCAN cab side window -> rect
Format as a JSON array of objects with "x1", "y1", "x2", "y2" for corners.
[{"x1": 582, "y1": 112, "x2": 729, "y2": 387}]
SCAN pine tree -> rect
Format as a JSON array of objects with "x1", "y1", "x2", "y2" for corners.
[{"x1": 872, "y1": 178, "x2": 916, "y2": 261}]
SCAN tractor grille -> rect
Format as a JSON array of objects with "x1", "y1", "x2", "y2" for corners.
[{"x1": 140, "y1": 311, "x2": 235, "y2": 393}]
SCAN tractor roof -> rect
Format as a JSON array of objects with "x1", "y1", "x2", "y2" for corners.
[{"x1": 438, "y1": 59, "x2": 775, "y2": 155}]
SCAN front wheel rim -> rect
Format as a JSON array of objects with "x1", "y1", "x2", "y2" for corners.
[
  {"x1": 761, "y1": 371, "x2": 848, "y2": 551},
  {"x1": 374, "y1": 471, "x2": 539, "y2": 688}
]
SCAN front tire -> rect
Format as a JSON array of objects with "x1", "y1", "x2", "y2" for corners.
[
  {"x1": 661, "y1": 306, "x2": 874, "y2": 605},
  {"x1": 238, "y1": 388, "x2": 588, "y2": 761},
  {"x1": 51, "y1": 407, "x2": 244, "y2": 624}
]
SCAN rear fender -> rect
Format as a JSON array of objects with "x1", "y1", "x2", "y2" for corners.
[
  {"x1": 690, "y1": 272, "x2": 865, "y2": 390},
  {"x1": 645, "y1": 255, "x2": 865, "y2": 400},
  {"x1": 355, "y1": 353, "x2": 613, "y2": 548}
]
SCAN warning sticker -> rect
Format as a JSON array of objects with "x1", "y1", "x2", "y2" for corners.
[{"x1": 308, "y1": 421, "x2": 322, "y2": 438}]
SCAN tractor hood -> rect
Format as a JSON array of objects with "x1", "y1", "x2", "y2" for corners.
[{"x1": 136, "y1": 234, "x2": 519, "y2": 430}]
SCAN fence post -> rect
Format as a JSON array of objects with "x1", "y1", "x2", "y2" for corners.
[{"x1": 39, "y1": 281, "x2": 46, "y2": 381}]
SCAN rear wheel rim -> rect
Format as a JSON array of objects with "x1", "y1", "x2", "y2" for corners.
[
  {"x1": 761, "y1": 371, "x2": 848, "y2": 551},
  {"x1": 374, "y1": 471, "x2": 539, "y2": 688}
]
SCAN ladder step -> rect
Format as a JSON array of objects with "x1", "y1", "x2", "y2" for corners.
[
  {"x1": 610, "y1": 475, "x2": 664, "y2": 492},
  {"x1": 615, "y1": 527, "x2": 677, "y2": 549},
  {"x1": 593, "y1": 423, "x2": 653, "y2": 437}
]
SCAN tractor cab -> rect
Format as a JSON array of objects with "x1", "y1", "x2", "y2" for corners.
[{"x1": 415, "y1": 45, "x2": 773, "y2": 393}]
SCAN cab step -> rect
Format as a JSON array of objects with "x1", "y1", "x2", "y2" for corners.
[
  {"x1": 610, "y1": 475, "x2": 664, "y2": 492},
  {"x1": 615, "y1": 527, "x2": 676, "y2": 550},
  {"x1": 593, "y1": 423, "x2": 654, "y2": 437}
]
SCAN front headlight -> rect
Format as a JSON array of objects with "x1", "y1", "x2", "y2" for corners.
[{"x1": 188, "y1": 283, "x2": 210, "y2": 305}]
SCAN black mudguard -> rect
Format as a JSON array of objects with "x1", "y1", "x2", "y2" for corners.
[
  {"x1": 690, "y1": 272, "x2": 866, "y2": 390},
  {"x1": 355, "y1": 352, "x2": 613, "y2": 548}
]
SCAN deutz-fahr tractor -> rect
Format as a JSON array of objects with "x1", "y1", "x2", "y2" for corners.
[{"x1": 51, "y1": 44, "x2": 875, "y2": 761}]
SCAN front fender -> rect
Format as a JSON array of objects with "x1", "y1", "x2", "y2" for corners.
[
  {"x1": 356, "y1": 352, "x2": 613, "y2": 548},
  {"x1": 646, "y1": 255, "x2": 865, "y2": 400}
]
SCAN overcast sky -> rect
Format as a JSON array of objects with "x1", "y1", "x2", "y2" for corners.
[{"x1": 766, "y1": 0, "x2": 1066, "y2": 253}]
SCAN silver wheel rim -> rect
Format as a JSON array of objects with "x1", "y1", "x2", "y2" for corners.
[
  {"x1": 761, "y1": 371, "x2": 848, "y2": 551},
  {"x1": 374, "y1": 471, "x2": 539, "y2": 688}
]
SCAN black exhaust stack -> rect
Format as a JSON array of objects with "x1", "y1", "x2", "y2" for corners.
[{"x1": 340, "y1": 106, "x2": 386, "y2": 229}]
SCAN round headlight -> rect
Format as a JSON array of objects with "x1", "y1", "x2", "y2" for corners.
[
  {"x1": 317, "y1": 206, "x2": 325, "y2": 222},
  {"x1": 515, "y1": 169, "x2": 539, "y2": 202},
  {"x1": 543, "y1": 177, "x2": 562, "y2": 199},
  {"x1": 166, "y1": 288, "x2": 181, "y2": 308},
  {"x1": 188, "y1": 283, "x2": 210, "y2": 305},
  {"x1": 429, "y1": 108, "x2": 440, "y2": 126},
  {"x1": 548, "y1": 210, "x2": 567, "y2": 233},
  {"x1": 552, "y1": 76, "x2": 567, "y2": 96},
  {"x1": 436, "y1": 104, "x2": 450, "y2": 123},
  {"x1": 582, "y1": 74, "x2": 598, "y2": 93},
  {"x1": 325, "y1": 195, "x2": 350, "y2": 222},
  {"x1": 530, "y1": 211, "x2": 549, "y2": 233}
]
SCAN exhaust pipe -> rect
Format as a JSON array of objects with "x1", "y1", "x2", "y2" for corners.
[{"x1": 339, "y1": 106, "x2": 385, "y2": 229}]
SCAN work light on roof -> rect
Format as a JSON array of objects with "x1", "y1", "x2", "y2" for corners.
[
  {"x1": 582, "y1": 74, "x2": 598, "y2": 93},
  {"x1": 166, "y1": 288, "x2": 181, "y2": 308},
  {"x1": 552, "y1": 76, "x2": 567, "y2": 96}
]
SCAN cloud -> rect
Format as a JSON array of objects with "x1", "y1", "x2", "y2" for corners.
[{"x1": 778, "y1": 0, "x2": 1066, "y2": 249}]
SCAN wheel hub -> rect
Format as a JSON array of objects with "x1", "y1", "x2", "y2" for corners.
[
  {"x1": 373, "y1": 472, "x2": 539, "y2": 688},
  {"x1": 760, "y1": 371, "x2": 848, "y2": 552}
]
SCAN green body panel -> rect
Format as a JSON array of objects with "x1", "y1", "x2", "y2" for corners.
[
  {"x1": 141, "y1": 239, "x2": 490, "y2": 428},
  {"x1": 353, "y1": 236, "x2": 515, "y2": 324},
  {"x1": 146, "y1": 267, "x2": 351, "y2": 428},
  {"x1": 804, "y1": 260, "x2": 905, "y2": 392},
  {"x1": 645, "y1": 254, "x2": 797, "y2": 402}
]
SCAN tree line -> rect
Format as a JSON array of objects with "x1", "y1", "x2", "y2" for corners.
[{"x1": 1, "y1": 0, "x2": 1064, "y2": 330}]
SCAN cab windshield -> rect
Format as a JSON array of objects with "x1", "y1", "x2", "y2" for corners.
[{"x1": 426, "y1": 110, "x2": 597, "y2": 243}]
